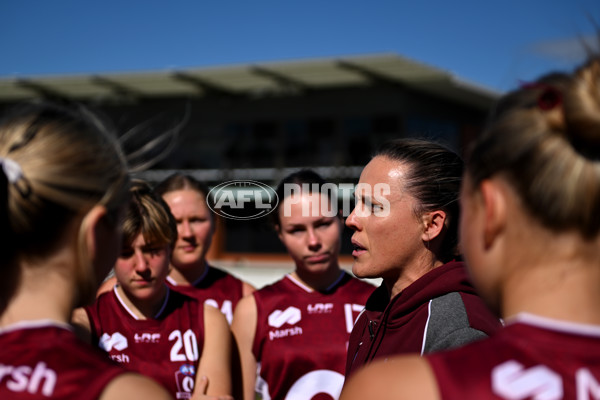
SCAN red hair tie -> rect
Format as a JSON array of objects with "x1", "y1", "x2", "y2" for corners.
[{"x1": 519, "y1": 81, "x2": 562, "y2": 111}]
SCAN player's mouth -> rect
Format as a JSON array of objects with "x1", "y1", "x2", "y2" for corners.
[{"x1": 351, "y1": 238, "x2": 367, "y2": 258}]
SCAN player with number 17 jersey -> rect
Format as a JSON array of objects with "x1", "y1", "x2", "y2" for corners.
[
  {"x1": 252, "y1": 272, "x2": 374, "y2": 400},
  {"x1": 85, "y1": 286, "x2": 205, "y2": 399}
]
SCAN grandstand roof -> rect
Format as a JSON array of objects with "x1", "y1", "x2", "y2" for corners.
[{"x1": 0, "y1": 53, "x2": 499, "y2": 110}]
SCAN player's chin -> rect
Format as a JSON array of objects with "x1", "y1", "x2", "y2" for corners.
[
  {"x1": 173, "y1": 252, "x2": 203, "y2": 268},
  {"x1": 351, "y1": 260, "x2": 374, "y2": 279},
  {"x1": 128, "y1": 283, "x2": 160, "y2": 298},
  {"x1": 303, "y1": 262, "x2": 335, "y2": 276}
]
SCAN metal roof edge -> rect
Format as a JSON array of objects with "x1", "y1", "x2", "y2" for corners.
[{"x1": 0, "y1": 53, "x2": 500, "y2": 104}]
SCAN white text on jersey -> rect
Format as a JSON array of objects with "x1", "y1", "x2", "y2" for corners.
[
  {"x1": 0, "y1": 361, "x2": 56, "y2": 396},
  {"x1": 492, "y1": 360, "x2": 600, "y2": 399}
]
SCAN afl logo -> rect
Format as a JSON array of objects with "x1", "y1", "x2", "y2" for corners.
[
  {"x1": 179, "y1": 364, "x2": 195, "y2": 376},
  {"x1": 208, "y1": 180, "x2": 279, "y2": 220}
]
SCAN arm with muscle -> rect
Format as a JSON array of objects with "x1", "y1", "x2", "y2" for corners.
[
  {"x1": 231, "y1": 295, "x2": 258, "y2": 400},
  {"x1": 193, "y1": 303, "x2": 233, "y2": 400}
]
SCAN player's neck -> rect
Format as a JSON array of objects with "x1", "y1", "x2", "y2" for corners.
[
  {"x1": 116, "y1": 284, "x2": 169, "y2": 320},
  {"x1": 386, "y1": 254, "x2": 445, "y2": 300},
  {"x1": 292, "y1": 263, "x2": 342, "y2": 292},
  {"x1": 0, "y1": 261, "x2": 74, "y2": 327},
  {"x1": 168, "y1": 259, "x2": 208, "y2": 285},
  {"x1": 502, "y1": 234, "x2": 600, "y2": 325}
]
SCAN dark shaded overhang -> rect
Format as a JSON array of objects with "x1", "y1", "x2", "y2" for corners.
[{"x1": 0, "y1": 53, "x2": 500, "y2": 110}]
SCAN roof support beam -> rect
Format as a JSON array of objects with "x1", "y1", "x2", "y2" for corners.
[
  {"x1": 249, "y1": 66, "x2": 309, "y2": 94},
  {"x1": 91, "y1": 75, "x2": 141, "y2": 101},
  {"x1": 15, "y1": 79, "x2": 71, "y2": 102},
  {"x1": 336, "y1": 60, "x2": 406, "y2": 89},
  {"x1": 172, "y1": 72, "x2": 241, "y2": 99}
]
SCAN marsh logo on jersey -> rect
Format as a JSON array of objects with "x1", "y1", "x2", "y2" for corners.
[
  {"x1": 268, "y1": 307, "x2": 301, "y2": 328},
  {"x1": 0, "y1": 361, "x2": 57, "y2": 397},
  {"x1": 268, "y1": 307, "x2": 303, "y2": 341},
  {"x1": 99, "y1": 332, "x2": 128, "y2": 351},
  {"x1": 492, "y1": 360, "x2": 600, "y2": 399},
  {"x1": 492, "y1": 360, "x2": 562, "y2": 399}
]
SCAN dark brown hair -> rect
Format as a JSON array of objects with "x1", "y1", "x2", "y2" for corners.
[
  {"x1": 271, "y1": 169, "x2": 337, "y2": 228},
  {"x1": 122, "y1": 180, "x2": 177, "y2": 250},
  {"x1": 375, "y1": 138, "x2": 464, "y2": 262}
]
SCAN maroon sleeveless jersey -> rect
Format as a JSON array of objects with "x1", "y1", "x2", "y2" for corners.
[
  {"x1": 0, "y1": 321, "x2": 125, "y2": 399},
  {"x1": 428, "y1": 313, "x2": 600, "y2": 399},
  {"x1": 85, "y1": 286, "x2": 205, "y2": 399},
  {"x1": 253, "y1": 272, "x2": 375, "y2": 400},
  {"x1": 166, "y1": 265, "x2": 244, "y2": 324}
]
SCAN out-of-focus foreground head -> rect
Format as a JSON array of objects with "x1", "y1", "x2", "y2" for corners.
[
  {"x1": 0, "y1": 102, "x2": 131, "y2": 311},
  {"x1": 465, "y1": 56, "x2": 600, "y2": 238}
]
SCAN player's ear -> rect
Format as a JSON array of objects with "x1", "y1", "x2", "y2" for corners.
[
  {"x1": 421, "y1": 210, "x2": 447, "y2": 242},
  {"x1": 83, "y1": 205, "x2": 109, "y2": 262},
  {"x1": 276, "y1": 224, "x2": 284, "y2": 242},
  {"x1": 479, "y1": 180, "x2": 507, "y2": 248}
]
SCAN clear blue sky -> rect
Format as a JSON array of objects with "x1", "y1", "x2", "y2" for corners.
[{"x1": 1, "y1": 0, "x2": 598, "y2": 92}]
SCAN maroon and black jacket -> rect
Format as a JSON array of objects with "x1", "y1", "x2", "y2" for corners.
[{"x1": 344, "y1": 261, "x2": 502, "y2": 379}]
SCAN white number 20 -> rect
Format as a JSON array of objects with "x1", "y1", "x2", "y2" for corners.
[{"x1": 169, "y1": 329, "x2": 199, "y2": 362}]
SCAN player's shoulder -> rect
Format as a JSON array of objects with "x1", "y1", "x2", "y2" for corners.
[
  {"x1": 100, "y1": 373, "x2": 173, "y2": 400},
  {"x1": 86, "y1": 288, "x2": 118, "y2": 318},
  {"x1": 339, "y1": 272, "x2": 377, "y2": 294},
  {"x1": 254, "y1": 276, "x2": 290, "y2": 296},
  {"x1": 341, "y1": 355, "x2": 439, "y2": 400},
  {"x1": 346, "y1": 274, "x2": 377, "y2": 289},
  {"x1": 207, "y1": 264, "x2": 238, "y2": 280},
  {"x1": 168, "y1": 285, "x2": 199, "y2": 303}
]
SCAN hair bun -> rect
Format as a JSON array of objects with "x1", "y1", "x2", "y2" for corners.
[
  {"x1": 564, "y1": 57, "x2": 600, "y2": 157},
  {"x1": 130, "y1": 179, "x2": 153, "y2": 194},
  {"x1": 538, "y1": 87, "x2": 563, "y2": 111}
]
